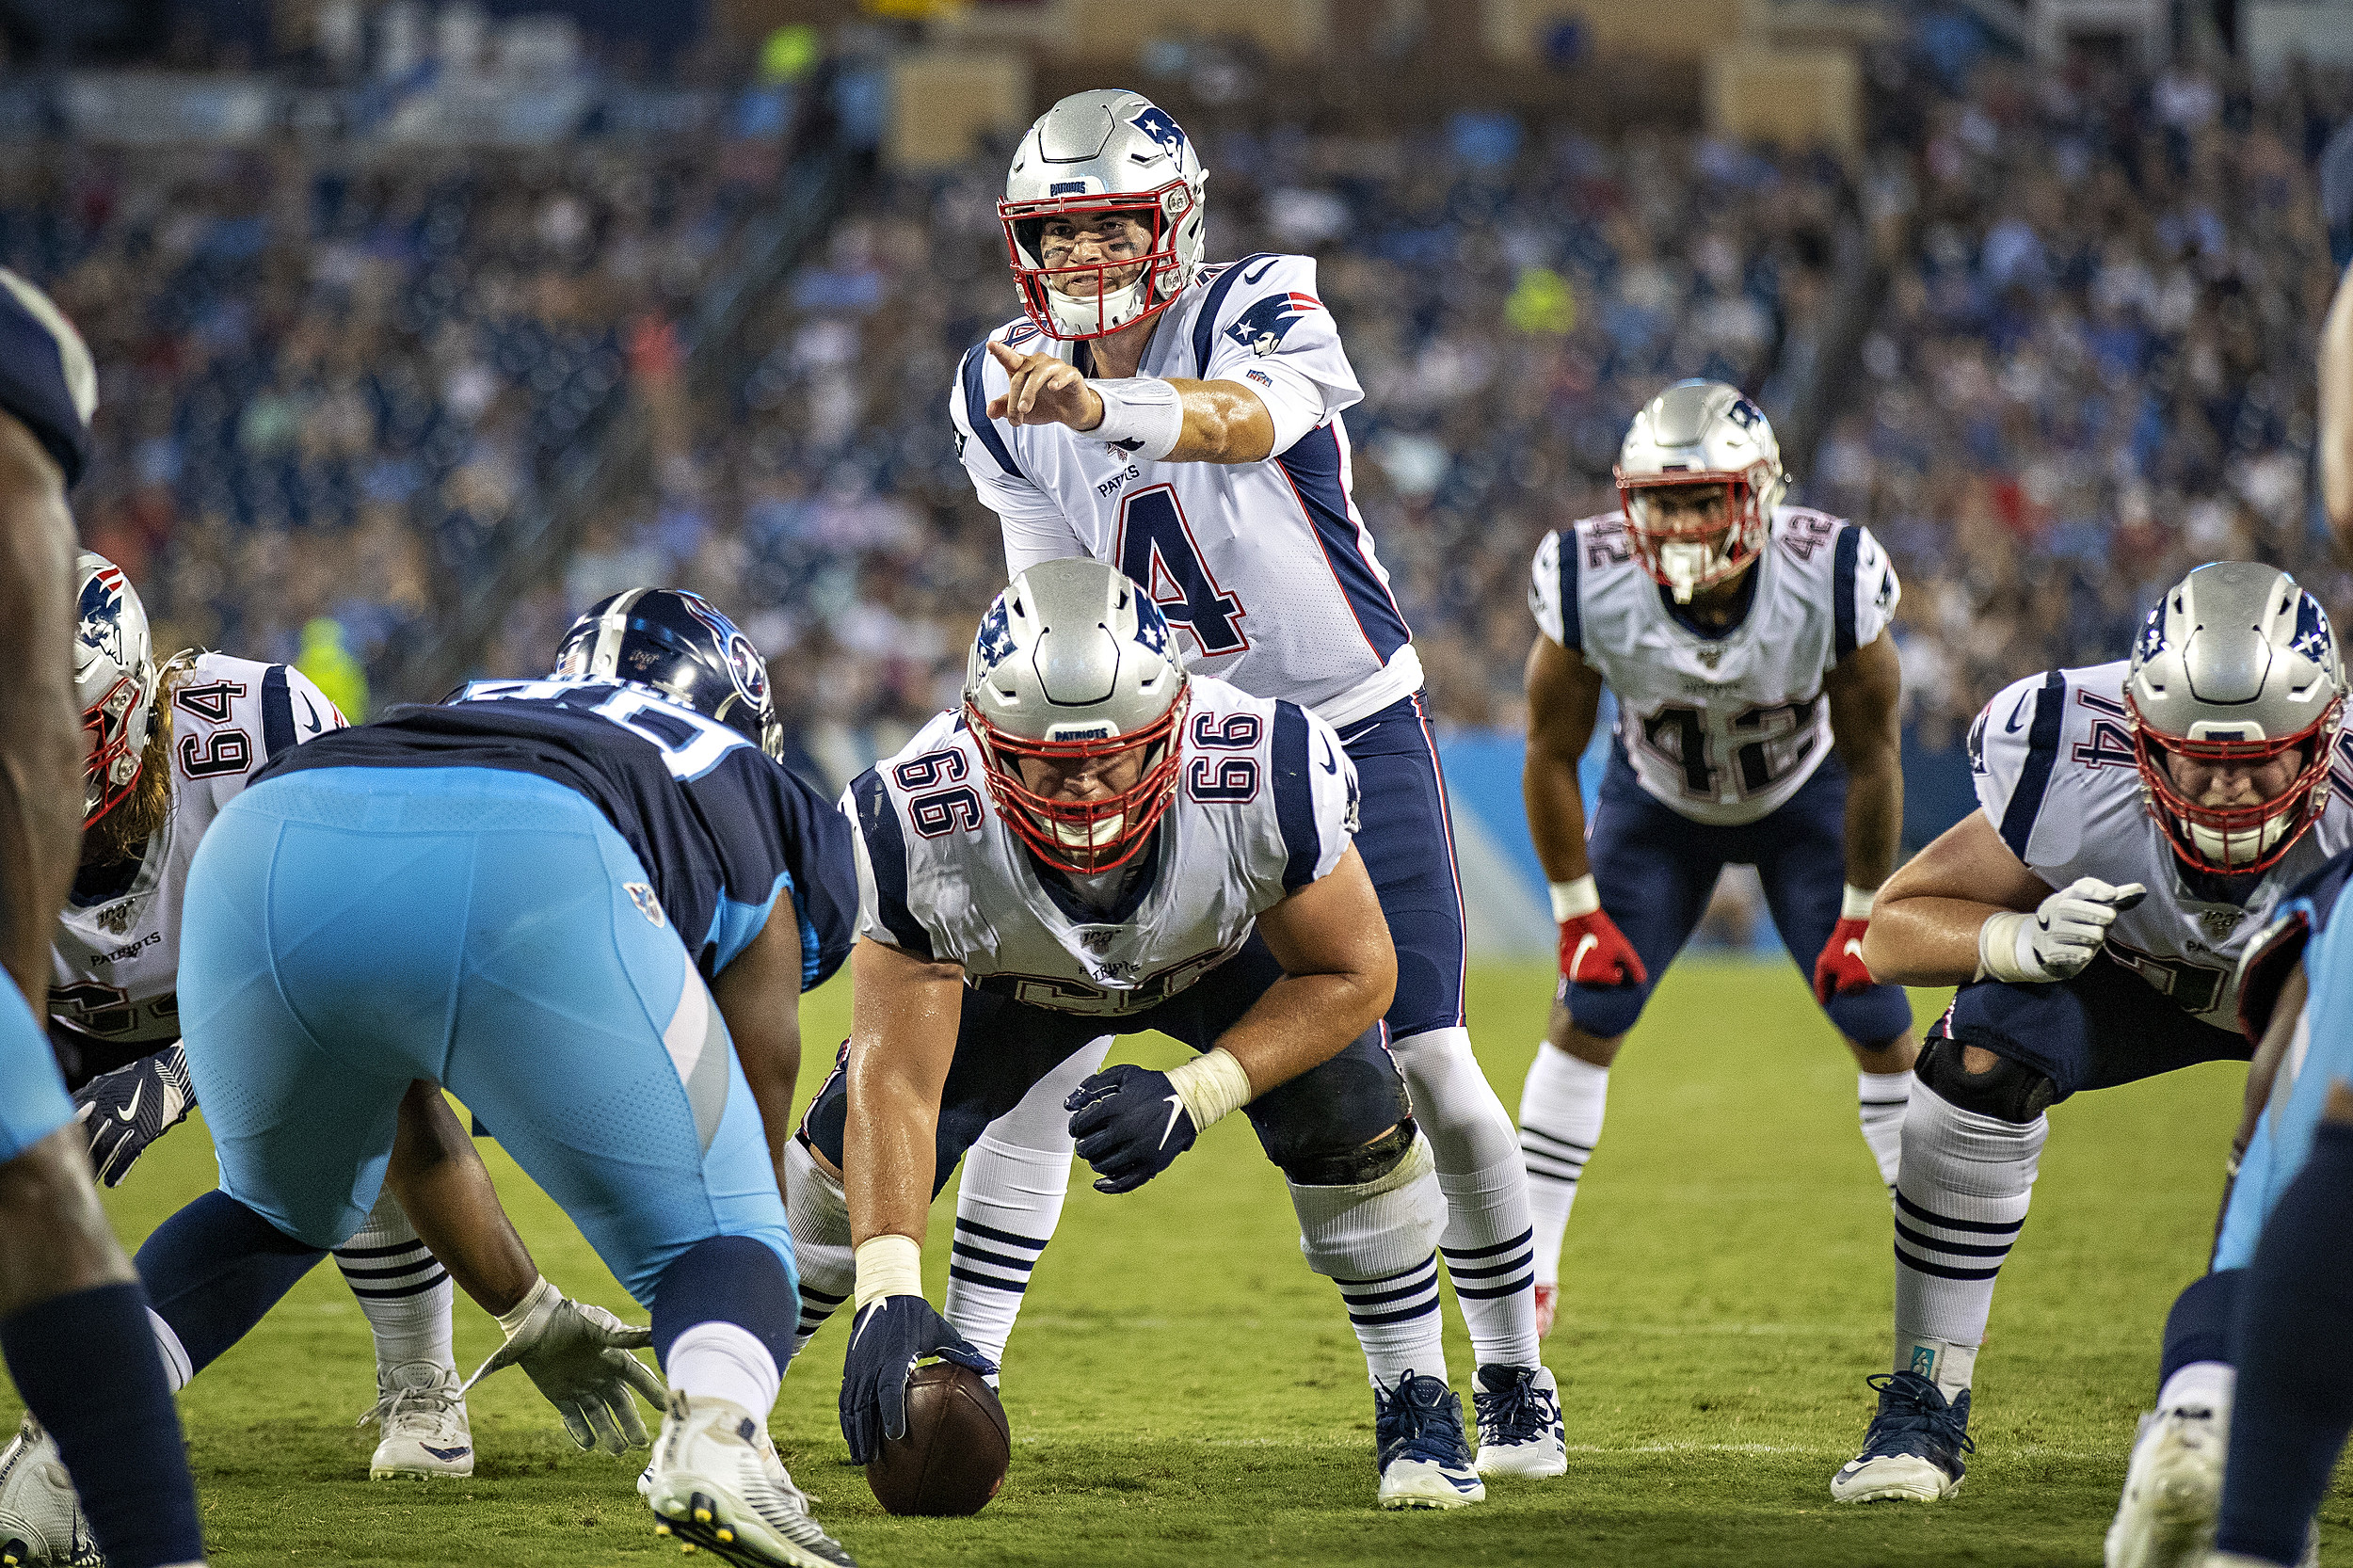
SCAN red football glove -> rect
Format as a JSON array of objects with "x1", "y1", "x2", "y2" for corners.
[
  {"x1": 1813, "y1": 915, "x2": 1875, "y2": 1004},
  {"x1": 1557, "y1": 909, "x2": 1645, "y2": 988}
]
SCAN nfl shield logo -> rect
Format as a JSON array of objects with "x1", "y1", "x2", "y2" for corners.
[
  {"x1": 2198, "y1": 907, "x2": 2245, "y2": 941},
  {"x1": 1696, "y1": 646, "x2": 1723, "y2": 670}
]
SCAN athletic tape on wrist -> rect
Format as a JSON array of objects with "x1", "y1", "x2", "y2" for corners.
[
  {"x1": 496, "y1": 1273, "x2": 557, "y2": 1340},
  {"x1": 1166, "y1": 1047, "x2": 1255, "y2": 1132},
  {"x1": 1548, "y1": 875, "x2": 1601, "y2": 922},
  {"x1": 1841, "y1": 884, "x2": 1876, "y2": 921},
  {"x1": 1976, "y1": 910, "x2": 2046, "y2": 984},
  {"x1": 853, "y1": 1234, "x2": 923, "y2": 1313},
  {"x1": 1088, "y1": 376, "x2": 1183, "y2": 460}
]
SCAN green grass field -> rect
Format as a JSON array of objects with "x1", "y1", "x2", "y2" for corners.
[{"x1": 12, "y1": 956, "x2": 2349, "y2": 1566}]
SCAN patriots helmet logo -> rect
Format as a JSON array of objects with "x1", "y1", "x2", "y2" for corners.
[
  {"x1": 1128, "y1": 105, "x2": 1188, "y2": 159},
  {"x1": 77, "y1": 564, "x2": 128, "y2": 665},
  {"x1": 2290, "y1": 590, "x2": 2334, "y2": 668},
  {"x1": 975, "y1": 598, "x2": 1016, "y2": 672},
  {"x1": 1224, "y1": 293, "x2": 1321, "y2": 358},
  {"x1": 1133, "y1": 595, "x2": 1172, "y2": 656},
  {"x1": 2134, "y1": 603, "x2": 2168, "y2": 666}
]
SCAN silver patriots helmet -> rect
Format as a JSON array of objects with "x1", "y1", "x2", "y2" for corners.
[
  {"x1": 1000, "y1": 88, "x2": 1208, "y2": 342},
  {"x1": 2126, "y1": 562, "x2": 2345, "y2": 873},
  {"x1": 1614, "y1": 378, "x2": 1787, "y2": 603},
  {"x1": 74, "y1": 550, "x2": 158, "y2": 827},
  {"x1": 963, "y1": 557, "x2": 1189, "y2": 874}
]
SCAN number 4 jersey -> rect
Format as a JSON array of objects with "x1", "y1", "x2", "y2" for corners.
[
  {"x1": 52, "y1": 652, "x2": 344, "y2": 1055},
  {"x1": 846, "y1": 675, "x2": 1358, "y2": 1017},
  {"x1": 951, "y1": 251, "x2": 1420, "y2": 730},
  {"x1": 1529, "y1": 506, "x2": 1899, "y2": 825},
  {"x1": 1969, "y1": 659, "x2": 2353, "y2": 1030}
]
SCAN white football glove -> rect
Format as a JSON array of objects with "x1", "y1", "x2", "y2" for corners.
[
  {"x1": 462, "y1": 1276, "x2": 666, "y2": 1453},
  {"x1": 1978, "y1": 878, "x2": 2147, "y2": 984}
]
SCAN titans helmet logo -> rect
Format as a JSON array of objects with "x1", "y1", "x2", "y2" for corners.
[
  {"x1": 77, "y1": 566, "x2": 127, "y2": 666},
  {"x1": 1128, "y1": 105, "x2": 1188, "y2": 160},
  {"x1": 1224, "y1": 293, "x2": 1321, "y2": 358},
  {"x1": 726, "y1": 632, "x2": 768, "y2": 709}
]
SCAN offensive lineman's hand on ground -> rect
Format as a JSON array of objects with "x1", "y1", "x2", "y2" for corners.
[
  {"x1": 840, "y1": 1296, "x2": 997, "y2": 1464},
  {"x1": 1979, "y1": 878, "x2": 2146, "y2": 984},
  {"x1": 463, "y1": 1277, "x2": 665, "y2": 1452},
  {"x1": 986, "y1": 340, "x2": 1104, "y2": 431}
]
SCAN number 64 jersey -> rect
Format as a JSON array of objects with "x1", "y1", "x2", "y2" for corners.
[
  {"x1": 1529, "y1": 505, "x2": 1900, "y2": 825},
  {"x1": 845, "y1": 675, "x2": 1358, "y2": 1018},
  {"x1": 51, "y1": 653, "x2": 344, "y2": 1061},
  {"x1": 1969, "y1": 658, "x2": 2353, "y2": 1031}
]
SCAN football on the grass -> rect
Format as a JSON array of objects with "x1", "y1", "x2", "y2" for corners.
[{"x1": 865, "y1": 1361, "x2": 1011, "y2": 1516}]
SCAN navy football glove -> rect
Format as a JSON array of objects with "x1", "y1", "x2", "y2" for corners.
[
  {"x1": 1065, "y1": 1064, "x2": 1198, "y2": 1194},
  {"x1": 72, "y1": 1042, "x2": 195, "y2": 1187},
  {"x1": 839, "y1": 1295, "x2": 995, "y2": 1464}
]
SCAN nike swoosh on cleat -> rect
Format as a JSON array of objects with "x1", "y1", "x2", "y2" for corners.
[
  {"x1": 419, "y1": 1445, "x2": 471, "y2": 1461},
  {"x1": 1158, "y1": 1094, "x2": 1187, "y2": 1150},
  {"x1": 1319, "y1": 739, "x2": 1338, "y2": 774}
]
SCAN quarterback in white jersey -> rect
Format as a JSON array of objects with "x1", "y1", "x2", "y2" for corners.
[
  {"x1": 1832, "y1": 562, "x2": 2351, "y2": 1510},
  {"x1": 941, "y1": 89, "x2": 1549, "y2": 1452},
  {"x1": 786, "y1": 560, "x2": 1542, "y2": 1508},
  {"x1": 48, "y1": 552, "x2": 476, "y2": 1485},
  {"x1": 1515, "y1": 380, "x2": 1918, "y2": 1336}
]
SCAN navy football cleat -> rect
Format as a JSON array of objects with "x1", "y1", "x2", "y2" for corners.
[
  {"x1": 1373, "y1": 1371, "x2": 1484, "y2": 1509},
  {"x1": 1831, "y1": 1371, "x2": 1974, "y2": 1503}
]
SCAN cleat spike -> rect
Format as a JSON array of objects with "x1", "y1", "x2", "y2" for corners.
[
  {"x1": 715, "y1": 1528, "x2": 734, "y2": 1544},
  {"x1": 653, "y1": 1523, "x2": 671, "y2": 1537},
  {"x1": 694, "y1": 1505, "x2": 712, "y2": 1522}
]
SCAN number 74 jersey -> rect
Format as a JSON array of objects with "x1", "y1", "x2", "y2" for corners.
[{"x1": 1529, "y1": 506, "x2": 1899, "y2": 826}]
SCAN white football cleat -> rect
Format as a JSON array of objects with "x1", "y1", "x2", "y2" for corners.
[
  {"x1": 1532, "y1": 1285, "x2": 1558, "y2": 1340},
  {"x1": 646, "y1": 1391, "x2": 856, "y2": 1567},
  {"x1": 362, "y1": 1360, "x2": 474, "y2": 1480},
  {"x1": 0, "y1": 1415, "x2": 100, "y2": 1566},
  {"x1": 1472, "y1": 1364, "x2": 1566, "y2": 1478},
  {"x1": 1831, "y1": 1372, "x2": 1972, "y2": 1503},
  {"x1": 1373, "y1": 1371, "x2": 1484, "y2": 1510},
  {"x1": 2106, "y1": 1404, "x2": 2228, "y2": 1568}
]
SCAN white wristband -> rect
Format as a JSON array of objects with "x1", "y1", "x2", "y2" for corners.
[
  {"x1": 1088, "y1": 376, "x2": 1184, "y2": 461},
  {"x1": 1166, "y1": 1047, "x2": 1255, "y2": 1133},
  {"x1": 1976, "y1": 911, "x2": 2045, "y2": 984},
  {"x1": 853, "y1": 1234, "x2": 923, "y2": 1313},
  {"x1": 495, "y1": 1273, "x2": 557, "y2": 1340},
  {"x1": 1548, "y1": 875, "x2": 1601, "y2": 922},
  {"x1": 1841, "y1": 884, "x2": 1877, "y2": 921}
]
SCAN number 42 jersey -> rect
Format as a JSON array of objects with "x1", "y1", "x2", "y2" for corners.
[
  {"x1": 1529, "y1": 505, "x2": 1900, "y2": 826},
  {"x1": 846, "y1": 675, "x2": 1358, "y2": 1018},
  {"x1": 1969, "y1": 658, "x2": 2353, "y2": 1030},
  {"x1": 51, "y1": 652, "x2": 344, "y2": 1055}
]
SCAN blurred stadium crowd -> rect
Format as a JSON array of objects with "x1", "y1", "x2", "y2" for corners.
[{"x1": 6, "y1": 27, "x2": 2350, "y2": 794}]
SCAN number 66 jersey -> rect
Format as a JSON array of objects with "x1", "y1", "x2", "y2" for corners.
[
  {"x1": 1969, "y1": 659, "x2": 2353, "y2": 1030},
  {"x1": 845, "y1": 674, "x2": 1358, "y2": 1017},
  {"x1": 1529, "y1": 505, "x2": 1899, "y2": 824}
]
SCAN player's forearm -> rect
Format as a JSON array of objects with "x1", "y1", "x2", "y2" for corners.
[
  {"x1": 1860, "y1": 895, "x2": 2011, "y2": 986},
  {"x1": 2324, "y1": 264, "x2": 2353, "y2": 547},
  {"x1": 734, "y1": 1023, "x2": 800, "y2": 1181},
  {"x1": 842, "y1": 1066, "x2": 940, "y2": 1248},
  {"x1": 383, "y1": 1080, "x2": 538, "y2": 1317},
  {"x1": 1215, "y1": 967, "x2": 1394, "y2": 1094},
  {"x1": 1164, "y1": 379, "x2": 1275, "y2": 463},
  {"x1": 1523, "y1": 753, "x2": 1592, "y2": 884},
  {"x1": 0, "y1": 424, "x2": 82, "y2": 1002},
  {"x1": 1839, "y1": 753, "x2": 1903, "y2": 891}
]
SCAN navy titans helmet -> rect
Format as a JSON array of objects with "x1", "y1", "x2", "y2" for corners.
[{"x1": 553, "y1": 588, "x2": 783, "y2": 761}]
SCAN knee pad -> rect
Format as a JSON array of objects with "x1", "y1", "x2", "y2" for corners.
[
  {"x1": 1289, "y1": 1128, "x2": 1444, "y2": 1280},
  {"x1": 1561, "y1": 978, "x2": 1649, "y2": 1041},
  {"x1": 1279, "y1": 1118, "x2": 1417, "y2": 1188},
  {"x1": 1916, "y1": 1036, "x2": 2057, "y2": 1125}
]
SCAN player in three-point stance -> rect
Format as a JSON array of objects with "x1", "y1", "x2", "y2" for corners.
[
  {"x1": 937, "y1": 88, "x2": 1559, "y2": 1476},
  {"x1": 1516, "y1": 379, "x2": 1917, "y2": 1336},
  {"x1": 113, "y1": 590, "x2": 864, "y2": 1567},
  {"x1": 18, "y1": 551, "x2": 484, "y2": 1488},
  {"x1": 1833, "y1": 562, "x2": 2353, "y2": 1509},
  {"x1": 791, "y1": 559, "x2": 1486, "y2": 1508}
]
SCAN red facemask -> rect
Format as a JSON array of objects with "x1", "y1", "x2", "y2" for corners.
[
  {"x1": 967, "y1": 685, "x2": 1191, "y2": 874},
  {"x1": 1614, "y1": 466, "x2": 1773, "y2": 601},
  {"x1": 2128, "y1": 696, "x2": 2344, "y2": 873},
  {"x1": 1000, "y1": 184, "x2": 1192, "y2": 343}
]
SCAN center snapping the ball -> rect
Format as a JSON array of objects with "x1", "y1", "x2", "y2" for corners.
[{"x1": 866, "y1": 1361, "x2": 1012, "y2": 1516}]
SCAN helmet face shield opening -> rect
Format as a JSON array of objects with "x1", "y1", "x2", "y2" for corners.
[
  {"x1": 967, "y1": 684, "x2": 1189, "y2": 875},
  {"x1": 2127, "y1": 696, "x2": 2345, "y2": 873},
  {"x1": 1001, "y1": 184, "x2": 1192, "y2": 342},
  {"x1": 1614, "y1": 467, "x2": 1769, "y2": 603}
]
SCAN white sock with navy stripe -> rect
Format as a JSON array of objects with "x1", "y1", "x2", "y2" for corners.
[
  {"x1": 782, "y1": 1139, "x2": 852, "y2": 1360},
  {"x1": 1516, "y1": 1045, "x2": 1609, "y2": 1288},
  {"x1": 334, "y1": 1191, "x2": 455, "y2": 1378},
  {"x1": 1859, "y1": 1068, "x2": 1914, "y2": 1192},
  {"x1": 1335, "y1": 1255, "x2": 1448, "y2": 1389},
  {"x1": 1891, "y1": 1081, "x2": 2044, "y2": 1400}
]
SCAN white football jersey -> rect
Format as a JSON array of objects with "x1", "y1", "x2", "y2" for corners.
[
  {"x1": 1529, "y1": 505, "x2": 1900, "y2": 826},
  {"x1": 1970, "y1": 658, "x2": 2353, "y2": 1031},
  {"x1": 51, "y1": 653, "x2": 344, "y2": 1050},
  {"x1": 844, "y1": 676, "x2": 1357, "y2": 1018},
  {"x1": 950, "y1": 253, "x2": 1421, "y2": 730}
]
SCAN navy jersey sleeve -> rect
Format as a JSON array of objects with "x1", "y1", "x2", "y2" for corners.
[
  {"x1": 0, "y1": 270, "x2": 95, "y2": 488},
  {"x1": 755, "y1": 761, "x2": 857, "y2": 990},
  {"x1": 2236, "y1": 850, "x2": 2353, "y2": 1043}
]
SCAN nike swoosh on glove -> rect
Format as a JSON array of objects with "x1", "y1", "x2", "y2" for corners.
[
  {"x1": 1065, "y1": 1064, "x2": 1199, "y2": 1194},
  {"x1": 840, "y1": 1295, "x2": 997, "y2": 1464},
  {"x1": 464, "y1": 1288, "x2": 666, "y2": 1452},
  {"x1": 1813, "y1": 917, "x2": 1876, "y2": 1004},
  {"x1": 1558, "y1": 909, "x2": 1646, "y2": 988},
  {"x1": 72, "y1": 1041, "x2": 195, "y2": 1187}
]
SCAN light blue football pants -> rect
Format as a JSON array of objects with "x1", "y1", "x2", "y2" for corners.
[
  {"x1": 0, "y1": 969, "x2": 73, "y2": 1164},
  {"x1": 2214, "y1": 905, "x2": 2353, "y2": 1272},
  {"x1": 178, "y1": 765, "x2": 792, "y2": 1305}
]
